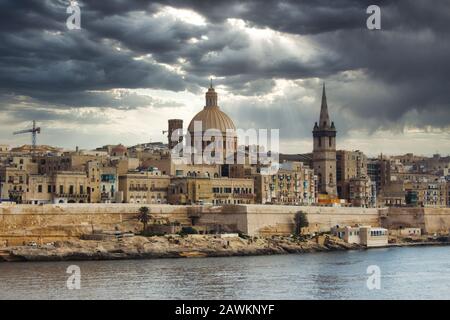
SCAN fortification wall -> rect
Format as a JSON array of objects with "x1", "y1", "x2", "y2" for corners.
[
  {"x1": 194, "y1": 205, "x2": 380, "y2": 236},
  {"x1": 244, "y1": 205, "x2": 380, "y2": 236},
  {"x1": 0, "y1": 204, "x2": 189, "y2": 246},
  {"x1": 382, "y1": 207, "x2": 450, "y2": 234},
  {"x1": 423, "y1": 208, "x2": 450, "y2": 233},
  {"x1": 194, "y1": 205, "x2": 248, "y2": 234},
  {"x1": 1, "y1": 204, "x2": 450, "y2": 245}
]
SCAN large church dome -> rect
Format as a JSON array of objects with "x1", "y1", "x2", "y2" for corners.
[{"x1": 188, "y1": 85, "x2": 236, "y2": 134}]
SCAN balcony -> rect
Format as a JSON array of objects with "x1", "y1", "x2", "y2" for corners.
[
  {"x1": 150, "y1": 187, "x2": 167, "y2": 192},
  {"x1": 214, "y1": 193, "x2": 230, "y2": 199},
  {"x1": 9, "y1": 190, "x2": 24, "y2": 195},
  {"x1": 55, "y1": 193, "x2": 88, "y2": 198},
  {"x1": 101, "y1": 192, "x2": 114, "y2": 200},
  {"x1": 129, "y1": 187, "x2": 148, "y2": 192},
  {"x1": 233, "y1": 193, "x2": 255, "y2": 199}
]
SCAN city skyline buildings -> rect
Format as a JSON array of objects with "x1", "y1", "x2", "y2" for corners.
[
  {"x1": 2, "y1": 82, "x2": 448, "y2": 160},
  {"x1": 0, "y1": 1, "x2": 449, "y2": 157}
]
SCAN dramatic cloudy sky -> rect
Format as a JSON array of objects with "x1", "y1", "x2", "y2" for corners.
[{"x1": 0, "y1": 0, "x2": 449, "y2": 156}]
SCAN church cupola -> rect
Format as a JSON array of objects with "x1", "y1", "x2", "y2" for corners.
[{"x1": 205, "y1": 79, "x2": 218, "y2": 108}]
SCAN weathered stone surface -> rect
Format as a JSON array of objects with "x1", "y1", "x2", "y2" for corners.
[
  {"x1": 2, "y1": 235, "x2": 359, "y2": 262},
  {"x1": 1, "y1": 204, "x2": 449, "y2": 247}
]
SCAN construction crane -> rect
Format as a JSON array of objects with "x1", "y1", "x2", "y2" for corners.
[{"x1": 13, "y1": 120, "x2": 41, "y2": 152}]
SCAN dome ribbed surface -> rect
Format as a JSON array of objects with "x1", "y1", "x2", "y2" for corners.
[{"x1": 188, "y1": 106, "x2": 236, "y2": 134}]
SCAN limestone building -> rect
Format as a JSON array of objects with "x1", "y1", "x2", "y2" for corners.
[
  {"x1": 50, "y1": 171, "x2": 90, "y2": 204},
  {"x1": 23, "y1": 171, "x2": 90, "y2": 204},
  {"x1": 312, "y1": 84, "x2": 337, "y2": 197},
  {"x1": 99, "y1": 167, "x2": 119, "y2": 203},
  {"x1": 404, "y1": 180, "x2": 447, "y2": 207},
  {"x1": 253, "y1": 161, "x2": 316, "y2": 205},
  {"x1": 168, "y1": 177, "x2": 254, "y2": 205},
  {"x1": 336, "y1": 150, "x2": 375, "y2": 207},
  {"x1": 118, "y1": 169, "x2": 170, "y2": 204},
  {"x1": 349, "y1": 177, "x2": 375, "y2": 207},
  {"x1": 336, "y1": 150, "x2": 368, "y2": 195},
  {"x1": 0, "y1": 167, "x2": 27, "y2": 203},
  {"x1": 367, "y1": 156, "x2": 391, "y2": 196}
]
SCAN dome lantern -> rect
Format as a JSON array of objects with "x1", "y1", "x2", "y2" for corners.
[{"x1": 205, "y1": 80, "x2": 218, "y2": 108}]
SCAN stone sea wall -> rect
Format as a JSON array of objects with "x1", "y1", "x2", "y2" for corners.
[
  {"x1": 192, "y1": 205, "x2": 380, "y2": 236},
  {"x1": 382, "y1": 207, "x2": 450, "y2": 234},
  {"x1": 0, "y1": 204, "x2": 189, "y2": 246},
  {"x1": 1, "y1": 203, "x2": 449, "y2": 245}
]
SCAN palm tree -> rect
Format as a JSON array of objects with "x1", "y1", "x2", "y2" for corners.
[{"x1": 138, "y1": 206, "x2": 151, "y2": 232}]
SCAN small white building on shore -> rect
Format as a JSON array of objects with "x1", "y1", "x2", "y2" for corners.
[{"x1": 332, "y1": 225, "x2": 388, "y2": 247}]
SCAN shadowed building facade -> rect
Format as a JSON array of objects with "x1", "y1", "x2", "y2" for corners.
[{"x1": 313, "y1": 84, "x2": 337, "y2": 197}]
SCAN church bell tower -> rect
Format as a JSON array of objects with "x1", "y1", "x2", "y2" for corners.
[{"x1": 312, "y1": 84, "x2": 337, "y2": 197}]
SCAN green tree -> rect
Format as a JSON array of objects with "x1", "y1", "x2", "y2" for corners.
[
  {"x1": 137, "y1": 206, "x2": 151, "y2": 232},
  {"x1": 294, "y1": 211, "x2": 309, "y2": 235},
  {"x1": 178, "y1": 226, "x2": 198, "y2": 236}
]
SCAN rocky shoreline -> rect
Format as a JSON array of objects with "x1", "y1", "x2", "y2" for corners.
[
  {"x1": 0, "y1": 234, "x2": 362, "y2": 262},
  {"x1": 1, "y1": 234, "x2": 448, "y2": 262}
]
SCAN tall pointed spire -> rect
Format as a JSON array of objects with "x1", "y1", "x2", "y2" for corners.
[
  {"x1": 210, "y1": 77, "x2": 213, "y2": 89},
  {"x1": 319, "y1": 83, "x2": 330, "y2": 128}
]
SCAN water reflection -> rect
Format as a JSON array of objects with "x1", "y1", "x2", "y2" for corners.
[{"x1": 0, "y1": 246, "x2": 449, "y2": 300}]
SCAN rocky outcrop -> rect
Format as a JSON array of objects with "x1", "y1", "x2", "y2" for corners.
[{"x1": 2, "y1": 235, "x2": 362, "y2": 262}]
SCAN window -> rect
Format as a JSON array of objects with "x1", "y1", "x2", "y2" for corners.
[
  {"x1": 80, "y1": 185, "x2": 84, "y2": 194},
  {"x1": 69, "y1": 185, "x2": 74, "y2": 195},
  {"x1": 48, "y1": 185, "x2": 52, "y2": 193},
  {"x1": 38, "y1": 185, "x2": 42, "y2": 193},
  {"x1": 59, "y1": 185, "x2": 64, "y2": 194}
]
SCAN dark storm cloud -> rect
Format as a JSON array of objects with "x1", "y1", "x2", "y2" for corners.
[
  {"x1": 0, "y1": 0, "x2": 64, "y2": 32},
  {"x1": 170, "y1": 0, "x2": 371, "y2": 34},
  {"x1": 0, "y1": 0, "x2": 449, "y2": 141},
  {"x1": 0, "y1": 28, "x2": 187, "y2": 95}
]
